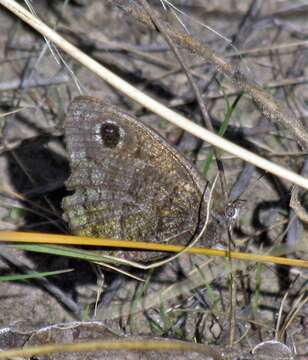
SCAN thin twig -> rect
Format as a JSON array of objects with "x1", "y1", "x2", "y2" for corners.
[{"x1": 0, "y1": 72, "x2": 69, "y2": 92}]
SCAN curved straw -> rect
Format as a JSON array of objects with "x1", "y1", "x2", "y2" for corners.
[{"x1": 1, "y1": 0, "x2": 308, "y2": 189}]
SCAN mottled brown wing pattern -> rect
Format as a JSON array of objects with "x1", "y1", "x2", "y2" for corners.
[{"x1": 62, "y1": 96, "x2": 214, "y2": 261}]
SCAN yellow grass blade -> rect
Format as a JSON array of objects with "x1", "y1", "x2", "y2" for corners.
[
  {"x1": 0, "y1": 339, "x2": 220, "y2": 359},
  {"x1": 1, "y1": 231, "x2": 307, "y2": 269}
]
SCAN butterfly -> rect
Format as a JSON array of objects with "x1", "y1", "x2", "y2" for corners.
[{"x1": 62, "y1": 96, "x2": 221, "y2": 262}]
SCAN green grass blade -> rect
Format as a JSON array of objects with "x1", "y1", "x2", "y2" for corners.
[
  {"x1": 0, "y1": 268, "x2": 73, "y2": 282},
  {"x1": 203, "y1": 92, "x2": 243, "y2": 176},
  {"x1": 10, "y1": 244, "x2": 120, "y2": 264}
]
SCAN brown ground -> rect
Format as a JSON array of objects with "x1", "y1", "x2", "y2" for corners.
[{"x1": 0, "y1": 1, "x2": 307, "y2": 359}]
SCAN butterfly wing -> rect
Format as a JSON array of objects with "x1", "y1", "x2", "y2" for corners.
[{"x1": 62, "y1": 96, "x2": 217, "y2": 261}]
